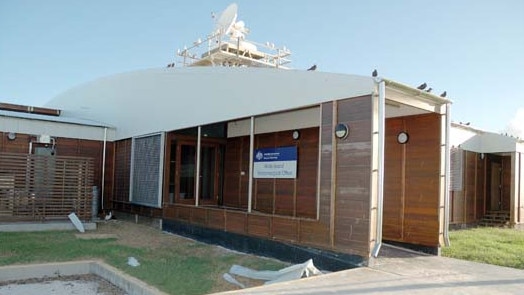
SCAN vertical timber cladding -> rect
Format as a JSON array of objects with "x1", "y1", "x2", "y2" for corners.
[
  {"x1": 222, "y1": 136, "x2": 251, "y2": 209},
  {"x1": 384, "y1": 113, "x2": 441, "y2": 247},
  {"x1": 113, "y1": 139, "x2": 132, "y2": 205},
  {"x1": 222, "y1": 127, "x2": 319, "y2": 218},
  {"x1": 333, "y1": 96, "x2": 374, "y2": 256},
  {"x1": 519, "y1": 152, "x2": 524, "y2": 224},
  {"x1": 502, "y1": 156, "x2": 512, "y2": 212}
]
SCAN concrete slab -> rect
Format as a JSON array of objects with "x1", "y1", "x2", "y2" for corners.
[
  {"x1": 75, "y1": 233, "x2": 118, "y2": 240},
  {"x1": 0, "y1": 221, "x2": 97, "y2": 232},
  {"x1": 0, "y1": 260, "x2": 168, "y2": 295},
  {"x1": 0, "y1": 279, "x2": 103, "y2": 295},
  {"x1": 215, "y1": 255, "x2": 524, "y2": 294}
]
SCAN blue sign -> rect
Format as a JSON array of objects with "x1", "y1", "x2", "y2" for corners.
[{"x1": 253, "y1": 146, "x2": 297, "y2": 179}]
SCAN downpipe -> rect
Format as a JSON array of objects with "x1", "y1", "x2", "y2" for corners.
[{"x1": 372, "y1": 79, "x2": 386, "y2": 257}]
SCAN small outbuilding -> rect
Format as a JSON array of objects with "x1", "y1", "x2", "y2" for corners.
[
  {"x1": 0, "y1": 102, "x2": 114, "y2": 222},
  {"x1": 450, "y1": 122, "x2": 524, "y2": 228}
]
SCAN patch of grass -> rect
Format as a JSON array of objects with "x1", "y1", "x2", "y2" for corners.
[
  {"x1": 0, "y1": 229, "x2": 286, "y2": 295},
  {"x1": 442, "y1": 227, "x2": 524, "y2": 269}
]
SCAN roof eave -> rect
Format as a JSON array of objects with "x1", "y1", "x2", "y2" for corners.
[{"x1": 383, "y1": 78, "x2": 452, "y2": 105}]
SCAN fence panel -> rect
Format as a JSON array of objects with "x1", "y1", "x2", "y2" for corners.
[{"x1": 0, "y1": 152, "x2": 94, "y2": 222}]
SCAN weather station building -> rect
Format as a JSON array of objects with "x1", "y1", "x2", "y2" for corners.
[{"x1": 8, "y1": 3, "x2": 453, "y2": 268}]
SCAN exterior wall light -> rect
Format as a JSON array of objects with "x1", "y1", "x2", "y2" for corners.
[
  {"x1": 292, "y1": 130, "x2": 300, "y2": 140},
  {"x1": 7, "y1": 132, "x2": 16, "y2": 141},
  {"x1": 397, "y1": 131, "x2": 409, "y2": 144},
  {"x1": 334, "y1": 123, "x2": 349, "y2": 139}
]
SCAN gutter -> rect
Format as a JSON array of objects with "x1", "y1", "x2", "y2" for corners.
[{"x1": 382, "y1": 79, "x2": 451, "y2": 105}]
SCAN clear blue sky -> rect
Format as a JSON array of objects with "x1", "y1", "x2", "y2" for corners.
[{"x1": 1, "y1": 0, "x2": 523, "y2": 135}]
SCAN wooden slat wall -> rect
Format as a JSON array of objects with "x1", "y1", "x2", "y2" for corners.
[
  {"x1": 161, "y1": 99, "x2": 375, "y2": 258},
  {"x1": 476, "y1": 155, "x2": 486, "y2": 220},
  {"x1": 1, "y1": 133, "x2": 32, "y2": 153},
  {"x1": 502, "y1": 156, "x2": 512, "y2": 211},
  {"x1": 333, "y1": 96, "x2": 373, "y2": 256},
  {"x1": 465, "y1": 151, "x2": 477, "y2": 221},
  {"x1": 448, "y1": 150, "x2": 521, "y2": 226},
  {"x1": 223, "y1": 127, "x2": 319, "y2": 218},
  {"x1": 383, "y1": 117, "x2": 404, "y2": 239},
  {"x1": 319, "y1": 102, "x2": 334, "y2": 224},
  {"x1": 296, "y1": 127, "x2": 320, "y2": 218},
  {"x1": 384, "y1": 113, "x2": 441, "y2": 246},
  {"x1": 515, "y1": 153, "x2": 524, "y2": 227},
  {"x1": 113, "y1": 139, "x2": 131, "y2": 206},
  {"x1": 450, "y1": 150, "x2": 487, "y2": 224},
  {"x1": 0, "y1": 152, "x2": 93, "y2": 221},
  {"x1": 0, "y1": 131, "x2": 112, "y2": 213},
  {"x1": 223, "y1": 138, "x2": 243, "y2": 208},
  {"x1": 55, "y1": 137, "x2": 114, "y2": 214},
  {"x1": 56, "y1": 138, "x2": 102, "y2": 196},
  {"x1": 164, "y1": 204, "x2": 331, "y2": 249}
]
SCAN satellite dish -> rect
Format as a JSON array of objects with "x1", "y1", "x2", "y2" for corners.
[{"x1": 214, "y1": 3, "x2": 238, "y2": 35}]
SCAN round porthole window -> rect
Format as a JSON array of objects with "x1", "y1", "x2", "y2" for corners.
[
  {"x1": 292, "y1": 130, "x2": 300, "y2": 140},
  {"x1": 397, "y1": 131, "x2": 409, "y2": 144},
  {"x1": 334, "y1": 123, "x2": 349, "y2": 139}
]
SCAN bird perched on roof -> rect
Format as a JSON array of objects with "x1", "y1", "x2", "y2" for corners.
[
  {"x1": 417, "y1": 83, "x2": 427, "y2": 90},
  {"x1": 307, "y1": 64, "x2": 317, "y2": 71},
  {"x1": 440, "y1": 91, "x2": 447, "y2": 98},
  {"x1": 372, "y1": 69, "x2": 378, "y2": 77}
]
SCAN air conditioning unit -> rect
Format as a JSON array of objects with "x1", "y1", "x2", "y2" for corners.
[{"x1": 38, "y1": 134, "x2": 51, "y2": 144}]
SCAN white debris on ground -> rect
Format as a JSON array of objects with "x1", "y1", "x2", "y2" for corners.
[
  {"x1": 127, "y1": 256, "x2": 140, "y2": 267},
  {"x1": 68, "y1": 212, "x2": 85, "y2": 233},
  {"x1": 223, "y1": 259, "x2": 323, "y2": 288}
]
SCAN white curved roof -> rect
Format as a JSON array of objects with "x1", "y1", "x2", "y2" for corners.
[{"x1": 46, "y1": 67, "x2": 375, "y2": 140}]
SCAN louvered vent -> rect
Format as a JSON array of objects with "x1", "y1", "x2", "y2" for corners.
[
  {"x1": 450, "y1": 147, "x2": 463, "y2": 191},
  {"x1": 130, "y1": 133, "x2": 164, "y2": 207}
]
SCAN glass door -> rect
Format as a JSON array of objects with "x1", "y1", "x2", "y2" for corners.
[
  {"x1": 179, "y1": 144, "x2": 196, "y2": 201},
  {"x1": 199, "y1": 145, "x2": 218, "y2": 204},
  {"x1": 170, "y1": 140, "x2": 222, "y2": 205}
]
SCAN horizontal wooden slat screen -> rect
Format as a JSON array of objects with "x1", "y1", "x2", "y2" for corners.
[{"x1": 0, "y1": 152, "x2": 94, "y2": 222}]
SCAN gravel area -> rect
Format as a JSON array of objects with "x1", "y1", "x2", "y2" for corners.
[{"x1": 0, "y1": 274, "x2": 126, "y2": 295}]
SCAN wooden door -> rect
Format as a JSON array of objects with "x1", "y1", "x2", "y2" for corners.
[{"x1": 489, "y1": 161, "x2": 502, "y2": 211}]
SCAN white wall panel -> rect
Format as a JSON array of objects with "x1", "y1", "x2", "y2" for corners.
[
  {"x1": 227, "y1": 107, "x2": 320, "y2": 137},
  {"x1": 0, "y1": 116, "x2": 114, "y2": 141}
]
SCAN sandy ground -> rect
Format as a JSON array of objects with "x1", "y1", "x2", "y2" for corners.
[{"x1": 0, "y1": 274, "x2": 126, "y2": 295}]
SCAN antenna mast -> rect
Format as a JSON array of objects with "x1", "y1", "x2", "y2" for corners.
[{"x1": 174, "y1": 3, "x2": 291, "y2": 68}]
